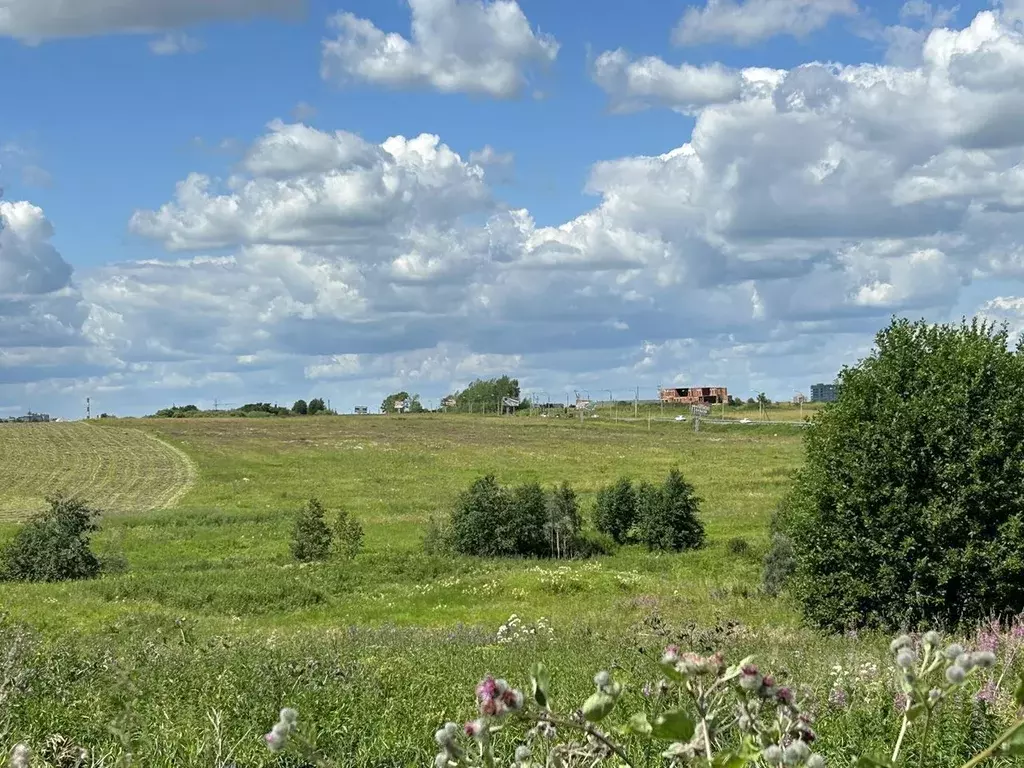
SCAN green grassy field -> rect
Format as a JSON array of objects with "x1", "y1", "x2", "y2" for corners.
[
  {"x1": 0, "y1": 415, "x2": 1015, "y2": 766},
  {"x1": 0, "y1": 415, "x2": 804, "y2": 633}
]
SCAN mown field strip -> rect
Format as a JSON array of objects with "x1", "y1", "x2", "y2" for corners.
[{"x1": 0, "y1": 422, "x2": 196, "y2": 520}]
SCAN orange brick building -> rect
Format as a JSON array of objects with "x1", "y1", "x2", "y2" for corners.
[{"x1": 658, "y1": 386, "x2": 728, "y2": 405}]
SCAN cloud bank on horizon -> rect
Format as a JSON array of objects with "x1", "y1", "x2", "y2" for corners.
[{"x1": 4, "y1": 0, "x2": 1024, "y2": 416}]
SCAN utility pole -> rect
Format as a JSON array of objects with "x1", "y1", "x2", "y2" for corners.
[
  {"x1": 86, "y1": 397, "x2": 91, "y2": 420},
  {"x1": 634, "y1": 386, "x2": 639, "y2": 418}
]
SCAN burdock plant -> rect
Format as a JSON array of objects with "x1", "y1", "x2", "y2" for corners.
[{"x1": 258, "y1": 629, "x2": 1024, "y2": 767}]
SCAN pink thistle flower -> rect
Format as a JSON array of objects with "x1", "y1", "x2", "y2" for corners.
[
  {"x1": 477, "y1": 677, "x2": 499, "y2": 701},
  {"x1": 502, "y1": 688, "x2": 525, "y2": 711}
]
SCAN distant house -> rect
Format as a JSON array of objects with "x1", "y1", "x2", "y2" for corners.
[
  {"x1": 354, "y1": 406, "x2": 369, "y2": 415},
  {"x1": 393, "y1": 399, "x2": 408, "y2": 413},
  {"x1": 793, "y1": 393, "x2": 807, "y2": 405},
  {"x1": 658, "y1": 386, "x2": 728, "y2": 405},
  {"x1": 810, "y1": 383, "x2": 838, "y2": 403},
  {"x1": 441, "y1": 396, "x2": 457, "y2": 409}
]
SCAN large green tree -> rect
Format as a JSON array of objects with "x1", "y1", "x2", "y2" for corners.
[
  {"x1": 452, "y1": 376, "x2": 520, "y2": 411},
  {"x1": 380, "y1": 392, "x2": 424, "y2": 414},
  {"x1": 779, "y1": 317, "x2": 1024, "y2": 631}
]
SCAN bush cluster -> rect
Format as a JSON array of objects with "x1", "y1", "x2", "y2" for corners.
[
  {"x1": 778, "y1": 317, "x2": 1024, "y2": 631},
  {"x1": 290, "y1": 498, "x2": 364, "y2": 562},
  {"x1": 1, "y1": 496, "x2": 109, "y2": 582},
  {"x1": 593, "y1": 469, "x2": 705, "y2": 552},
  {"x1": 446, "y1": 476, "x2": 595, "y2": 559}
]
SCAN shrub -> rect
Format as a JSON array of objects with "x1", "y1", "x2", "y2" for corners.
[
  {"x1": 290, "y1": 498, "x2": 332, "y2": 562},
  {"x1": 291, "y1": 399, "x2": 308, "y2": 415},
  {"x1": 779, "y1": 317, "x2": 1024, "y2": 631},
  {"x1": 1, "y1": 495, "x2": 102, "y2": 582},
  {"x1": 422, "y1": 516, "x2": 452, "y2": 556},
  {"x1": 761, "y1": 533, "x2": 796, "y2": 596},
  {"x1": 726, "y1": 536, "x2": 752, "y2": 557},
  {"x1": 571, "y1": 529, "x2": 617, "y2": 558},
  {"x1": 333, "y1": 509, "x2": 364, "y2": 559},
  {"x1": 503, "y1": 483, "x2": 549, "y2": 558},
  {"x1": 638, "y1": 468, "x2": 705, "y2": 552},
  {"x1": 449, "y1": 476, "x2": 548, "y2": 558},
  {"x1": 545, "y1": 482, "x2": 581, "y2": 558},
  {"x1": 593, "y1": 478, "x2": 636, "y2": 544}
]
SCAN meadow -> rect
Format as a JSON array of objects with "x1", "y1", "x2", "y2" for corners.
[{"x1": 0, "y1": 415, "x2": 1017, "y2": 766}]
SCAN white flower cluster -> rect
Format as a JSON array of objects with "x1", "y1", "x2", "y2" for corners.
[{"x1": 496, "y1": 614, "x2": 554, "y2": 644}]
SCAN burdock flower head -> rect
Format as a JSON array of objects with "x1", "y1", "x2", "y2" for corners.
[
  {"x1": 265, "y1": 707, "x2": 299, "y2": 753},
  {"x1": 739, "y1": 663, "x2": 763, "y2": 692},
  {"x1": 9, "y1": 744, "x2": 31, "y2": 768},
  {"x1": 476, "y1": 675, "x2": 524, "y2": 718}
]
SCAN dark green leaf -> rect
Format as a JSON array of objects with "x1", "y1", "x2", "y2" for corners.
[
  {"x1": 999, "y1": 726, "x2": 1024, "y2": 756},
  {"x1": 906, "y1": 703, "x2": 926, "y2": 722},
  {"x1": 626, "y1": 712, "x2": 652, "y2": 736},
  {"x1": 651, "y1": 708, "x2": 696, "y2": 742},
  {"x1": 855, "y1": 757, "x2": 894, "y2": 767},
  {"x1": 582, "y1": 691, "x2": 616, "y2": 723},
  {"x1": 530, "y1": 662, "x2": 550, "y2": 709},
  {"x1": 1014, "y1": 670, "x2": 1024, "y2": 708}
]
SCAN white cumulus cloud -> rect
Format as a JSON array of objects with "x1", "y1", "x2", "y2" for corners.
[
  {"x1": 673, "y1": 0, "x2": 859, "y2": 47},
  {"x1": 321, "y1": 0, "x2": 558, "y2": 98},
  {"x1": 9, "y1": 8, "x2": 1024, "y2": 416}
]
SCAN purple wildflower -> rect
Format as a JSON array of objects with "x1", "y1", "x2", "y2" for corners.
[
  {"x1": 976, "y1": 619, "x2": 1001, "y2": 653},
  {"x1": 893, "y1": 692, "x2": 908, "y2": 713},
  {"x1": 976, "y1": 680, "x2": 998, "y2": 704}
]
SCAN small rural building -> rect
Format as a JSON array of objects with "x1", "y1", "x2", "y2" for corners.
[{"x1": 658, "y1": 387, "x2": 728, "y2": 405}]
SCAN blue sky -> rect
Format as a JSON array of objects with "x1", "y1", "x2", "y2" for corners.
[{"x1": 2, "y1": 0, "x2": 1024, "y2": 416}]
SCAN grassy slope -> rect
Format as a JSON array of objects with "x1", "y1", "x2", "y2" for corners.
[{"x1": 0, "y1": 415, "x2": 803, "y2": 633}]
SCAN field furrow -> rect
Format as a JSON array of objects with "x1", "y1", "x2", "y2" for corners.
[{"x1": 0, "y1": 422, "x2": 196, "y2": 520}]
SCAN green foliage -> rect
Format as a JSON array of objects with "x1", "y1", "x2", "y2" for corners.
[
  {"x1": 545, "y1": 481, "x2": 582, "y2": 557},
  {"x1": 1, "y1": 495, "x2": 102, "y2": 582},
  {"x1": 152, "y1": 404, "x2": 200, "y2": 418},
  {"x1": 762, "y1": 533, "x2": 796, "y2": 596},
  {"x1": 333, "y1": 509, "x2": 364, "y2": 559},
  {"x1": 448, "y1": 476, "x2": 550, "y2": 558},
  {"x1": 637, "y1": 468, "x2": 705, "y2": 552},
  {"x1": 381, "y1": 391, "x2": 423, "y2": 414},
  {"x1": 593, "y1": 477, "x2": 636, "y2": 544},
  {"x1": 308, "y1": 398, "x2": 327, "y2": 415},
  {"x1": 451, "y1": 375, "x2": 521, "y2": 411},
  {"x1": 416, "y1": 628, "x2": 1022, "y2": 768},
  {"x1": 422, "y1": 516, "x2": 453, "y2": 556},
  {"x1": 726, "y1": 537, "x2": 752, "y2": 557},
  {"x1": 292, "y1": 399, "x2": 308, "y2": 415},
  {"x1": 237, "y1": 402, "x2": 292, "y2": 416},
  {"x1": 290, "y1": 498, "x2": 333, "y2": 562},
  {"x1": 780, "y1": 317, "x2": 1024, "y2": 631},
  {"x1": 571, "y1": 529, "x2": 617, "y2": 557}
]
